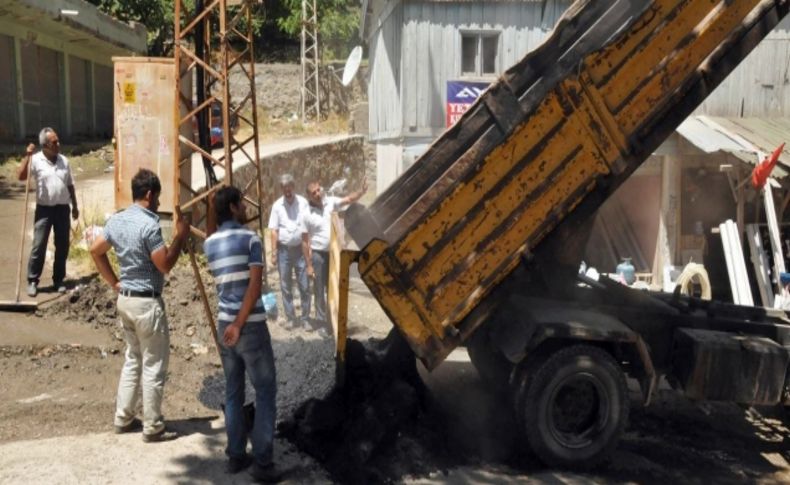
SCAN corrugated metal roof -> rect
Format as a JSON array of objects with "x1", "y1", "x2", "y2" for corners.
[{"x1": 676, "y1": 116, "x2": 790, "y2": 178}]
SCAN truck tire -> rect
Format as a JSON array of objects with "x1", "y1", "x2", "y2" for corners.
[
  {"x1": 517, "y1": 344, "x2": 628, "y2": 469},
  {"x1": 467, "y1": 326, "x2": 512, "y2": 394}
]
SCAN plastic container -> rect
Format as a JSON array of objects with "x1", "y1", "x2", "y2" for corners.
[
  {"x1": 261, "y1": 292, "x2": 278, "y2": 320},
  {"x1": 616, "y1": 257, "x2": 636, "y2": 285}
]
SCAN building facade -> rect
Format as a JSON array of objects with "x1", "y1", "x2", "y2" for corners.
[
  {"x1": 363, "y1": 0, "x2": 572, "y2": 193},
  {"x1": 364, "y1": 0, "x2": 790, "y2": 189},
  {"x1": 0, "y1": 0, "x2": 146, "y2": 142}
]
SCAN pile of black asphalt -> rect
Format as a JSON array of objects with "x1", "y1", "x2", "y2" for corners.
[{"x1": 280, "y1": 329, "x2": 457, "y2": 484}]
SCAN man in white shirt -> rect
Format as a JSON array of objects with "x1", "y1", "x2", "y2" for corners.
[
  {"x1": 17, "y1": 127, "x2": 79, "y2": 296},
  {"x1": 268, "y1": 174, "x2": 311, "y2": 328},
  {"x1": 302, "y1": 177, "x2": 367, "y2": 327}
]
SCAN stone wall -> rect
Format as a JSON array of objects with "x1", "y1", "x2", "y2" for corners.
[{"x1": 232, "y1": 135, "x2": 367, "y2": 221}]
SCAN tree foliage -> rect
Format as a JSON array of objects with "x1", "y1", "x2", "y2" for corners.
[
  {"x1": 85, "y1": 0, "x2": 176, "y2": 56},
  {"x1": 88, "y1": 0, "x2": 359, "y2": 60},
  {"x1": 277, "y1": 0, "x2": 360, "y2": 60}
]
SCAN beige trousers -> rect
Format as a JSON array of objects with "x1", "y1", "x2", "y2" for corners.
[{"x1": 114, "y1": 295, "x2": 170, "y2": 435}]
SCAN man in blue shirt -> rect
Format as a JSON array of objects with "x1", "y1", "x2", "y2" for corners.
[
  {"x1": 90, "y1": 169, "x2": 189, "y2": 442},
  {"x1": 205, "y1": 186, "x2": 281, "y2": 482}
]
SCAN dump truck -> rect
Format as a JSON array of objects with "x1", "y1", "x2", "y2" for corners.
[{"x1": 328, "y1": 0, "x2": 790, "y2": 468}]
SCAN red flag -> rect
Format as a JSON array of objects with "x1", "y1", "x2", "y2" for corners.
[{"x1": 751, "y1": 143, "x2": 785, "y2": 189}]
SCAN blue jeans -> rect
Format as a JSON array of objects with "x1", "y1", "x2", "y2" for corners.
[
  {"x1": 219, "y1": 322, "x2": 277, "y2": 466},
  {"x1": 311, "y1": 250, "x2": 329, "y2": 323},
  {"x1": 277, "y1": 245, "x2": 309, "y2": 321}
]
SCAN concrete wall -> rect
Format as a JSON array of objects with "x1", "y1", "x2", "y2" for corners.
[{"x1": 0, "y1": 2, "x2": 145, "y2": 142}]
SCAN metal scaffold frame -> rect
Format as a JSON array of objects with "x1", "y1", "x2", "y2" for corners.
[
  {"x1": 174, "y1": 0, "x2": 265, "y2": 231},
  {"x1": 300, "y1": 0, "x2": 320, "y2": 122},
  {"x1": 173, "y1": 0, "x2": 267, "y2": 343}
]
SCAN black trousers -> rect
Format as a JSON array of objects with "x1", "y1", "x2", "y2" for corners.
[{"x1": 27, "y1": 204, "x2": 70, "y2": 285}]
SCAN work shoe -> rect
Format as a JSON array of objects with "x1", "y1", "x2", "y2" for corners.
[
  {"x1": 226, "y1": 455, "x2": 253, "y2": 474},
  {"x1": 26, "y1": 282, "x2": 37, "y2": 297},
  {"x1": 142, "y1": 429, "x2": 178, "y2": 443},
  {"x1": 114, "y1": 418, "x2": 142, "y2": 434},
  {"x1": 249, "y1": 462, "x2": 285, "y2": 483}
]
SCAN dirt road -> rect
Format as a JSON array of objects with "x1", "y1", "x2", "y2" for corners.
[{"x1": 3, "y1": 325, "x2": 790, "y2": 484}]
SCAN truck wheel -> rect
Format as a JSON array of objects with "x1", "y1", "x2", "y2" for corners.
[
  {"x1": 467, "y1": 326, "x2": 512, "y2": 394},
  {"x1": 517, "y1": 344, "x2": 628, "y2": 469}
]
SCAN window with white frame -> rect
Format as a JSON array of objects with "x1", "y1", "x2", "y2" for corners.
[{"x1": 461, "y1": 32, "x2": 499, "y2": 77}]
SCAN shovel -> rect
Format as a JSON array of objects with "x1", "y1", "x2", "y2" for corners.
[{"x1": 1, "y1": 150, "x2": 37, "y2": 311}]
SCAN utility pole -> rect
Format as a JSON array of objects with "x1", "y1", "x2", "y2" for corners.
[{"x1": 300, "y1": 0, "x2": 320, "y2": 123}]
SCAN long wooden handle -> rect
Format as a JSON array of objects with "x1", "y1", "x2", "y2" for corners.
[
  {"x1": 14, "y1": 153, "x2": 32, "y2": 302},
  {"x1": 186, "y1": 238, "x2": 221, "y2": 358},
  {"x1": 177, "y1": 203, "x2": 221, "y2": 359}
]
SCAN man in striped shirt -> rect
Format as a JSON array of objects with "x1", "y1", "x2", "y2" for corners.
[{"x1": 205, "y1": 186, "x2": 281, "y2": 482}]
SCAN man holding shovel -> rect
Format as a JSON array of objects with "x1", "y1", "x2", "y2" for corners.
[
  {"x1": 205, "y1": 186, "x2": 282, "y2": 482},
  {"x1": 17, "y1": 127, "x2": 79, "y2": 296}
]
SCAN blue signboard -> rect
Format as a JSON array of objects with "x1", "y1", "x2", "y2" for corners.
[{"x1": 446, "y1": 80, "x2": 490, "y2": 127}]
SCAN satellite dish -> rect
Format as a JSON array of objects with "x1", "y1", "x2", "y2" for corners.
[{"x1": 342, "y1": 46, "x2": 363, "y2": 87}]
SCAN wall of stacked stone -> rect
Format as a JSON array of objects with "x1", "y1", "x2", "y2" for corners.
[{"x1": 232, "y1": 135, "x2": 367, "y2": 224}]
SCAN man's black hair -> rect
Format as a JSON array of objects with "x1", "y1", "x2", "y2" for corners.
[
  {"x1": 131, "y1": 169, "x2": 161, "y2": 201},
  {"x1": 215, "y1": 185, "x2": 243, "y2": 224}
]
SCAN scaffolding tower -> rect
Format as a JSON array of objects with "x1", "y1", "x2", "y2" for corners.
[
  {"x1": 173, "y1": 0, "x2": 266, "y2": 345},
  {"x1": 300, "y1": 0, "x2": 320, "y2": 122}
]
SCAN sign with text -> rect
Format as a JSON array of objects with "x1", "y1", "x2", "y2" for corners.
[{"x1": 446, "y1": 80, "x2": 490, "y2": 127}]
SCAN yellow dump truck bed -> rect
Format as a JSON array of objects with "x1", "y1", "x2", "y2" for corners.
[{"x1": 330, "y1": 0, "x2": 790, "y2": 370}]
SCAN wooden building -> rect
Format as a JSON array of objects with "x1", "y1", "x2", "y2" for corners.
[{"x1": 362, "y1": 0, "x2": 572, "y2": 193}]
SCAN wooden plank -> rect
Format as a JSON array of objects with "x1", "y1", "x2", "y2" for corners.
[
  {"x1": 403, "y1": 3, "x2": 418, "y2": 131},
  {"x1": 746, "y1": 223, "x2": 774, "y2": 307},
  {"x1": 445, "y1": 3, "x2": 458, "y2": 78},
  {"x1": 731, "y1": 220, "x2": 754, "y2": 306},
  {"x1": 764, "y1": 179, "x2": 787, "y2": 295},
  {"x1": 328, "y1": 214, "x2": 360, "y2": 367},
  {"x1": 429, "y1": 2, "x2": 444, "y2": 128},
  {"x1": 416, "y1": 2, "x2": 431, "y2": 130},
  {"x1": 720, "y1": 219, "x2": 754, "y2": 306},
  {"x1": 720, "y1": 220, "x2": 741, "y2": 304}
]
